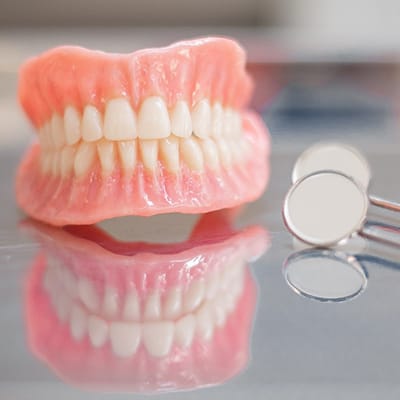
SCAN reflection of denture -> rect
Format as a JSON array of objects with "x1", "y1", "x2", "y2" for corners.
[
  {"x1": 16, "y1": 37, "x2": 270, "y2": 225},
  {"x1": 24, "y1": 211, "x2": 269, "y2": 393}
]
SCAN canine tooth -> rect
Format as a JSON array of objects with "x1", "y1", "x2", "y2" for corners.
[
  {"x1": 192, "y1": 99, "x2": 211, "y2": 138},
  {"x1": 103, "y1": 285, "x2": 119, "y2": 318},
  {"x1": 140, "y1": 139, "x2": 158, "y2": 170},
  {"x1": 117, "y1": 140, "x2": 137, "y2": 173},
  {"x1": 50, "y1": 113, "x2": 66, "y2": 149},
  {"x1": 180, "y1": 138, "x2": 204, "y2": 171},
  {"x1": 110, "y1": 322, "x2": 141, "y2": 358},
  {"x1": 163, "y1": 287, "x2": 182, "y2": 319},
  {"x1": 82, "y1": 105, "x2": 103, "y2": 142},
  {"x1": 195, "y1": 303, "x2": 214, "y2": 340},
  {"x1": 160, "y1": 136, "x2": 180, "y2": 172},
  {"x1": 74, "y1": 142, "x2": 96, "y2": 177},
  {"x1": 78, "y1": 277, "x2": 99, "y2": 312},
  {"x1": 216, "y1": 137, "x2": 231, "y2": 167},
  {"x1": 88, "y1": 315, "x2": 109, "y2": 348},
  {"x1": 60, "y1": 146, "x2": 77, "y2": 177},
  {"x1": 70, "y1": 304, "x2": 87, "y2": 341},
  {"x1": 171, "y1": 101, "x2": 192, "y2": 138},
  {"x1": 138, "y1": 97, "x2": 170, "y2": 139},
  {"x1": 201, "y1": 138, "x2": 219, "y2": 170},
  {"x1": 64, "y1": 106, "x2": 81, "y2": 145},
  {"x1": 211, "y1": 102, "x2": 223, "y2": 137},
  {"x1": 123, "y1": 290, "x2": 140, "y2": 321},
  {"x1": 175, "y1": 314, "x2": 195, "y2": 348},
  {"x1": 183, "y1": 279, "x2": 205, "y2": 313},
  {"x1": 97, "y1": 140, "x2": 116, "y2": 174},
  {"x1": 144, "y1": 292, "x2": 161, "y2": 320},
  {"x1": 104, "y1": 98, "x2": 137, "y2": 140},
  {"x1": 142, "y1": 321, "x2": 174, "y2": 357}
]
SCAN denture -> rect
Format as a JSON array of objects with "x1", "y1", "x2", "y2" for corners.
[
  {"x1": 17, "y1": 38, "x2": 270, "y2": 226},
  {"x1": 23, "y1": 211, "x2": 269, "y2": 392}
]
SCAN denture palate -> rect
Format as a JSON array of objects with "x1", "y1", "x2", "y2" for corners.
[{"x1": 40, "y1": 97, "x2": 245, "y2": 177}]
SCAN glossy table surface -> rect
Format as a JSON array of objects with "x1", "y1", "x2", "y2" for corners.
[{"x1": 2, "y1": 29, "x2": 400, "y2": 399}]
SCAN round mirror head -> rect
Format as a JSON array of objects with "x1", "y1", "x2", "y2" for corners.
[
  {"x1": 283, "y1": 171, "x2": 369, "y2": 247},
  {"x1": 292, "y1": 142, "x2": 371, "y2": 189},
  {"x1": 283, "y1": 249, "x2": 368, "y2": 302}
]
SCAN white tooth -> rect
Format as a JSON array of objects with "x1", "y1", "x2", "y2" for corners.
[
  {"x1": 78, "y1": 277, "x2": 99, "y2": 312},
  {"x1": 70, "y1": 304, "x2": 87, "y2": 341},
  {"x1": 40, "y1": 122, "x2": 52, "y2": 148},
  {"x1": 195, "y1": 303, "x2": 214, "y2": 341},
  {"x1": 231, "y1": 112, "x2": 242, "y2": 136},
  {"x1": 212, "y1": 295, "x2": 227, "y2": 327},
  {"x1": 223, "y1": 290, "x2": 236, "y2": 314},
  {"x1": 51, "y1": 151, "x2": 61, "y2": 176},
  {"x1": 104, "y1": 98, "x2": 137, "y2": 140},
  {"x1": 205, "y1": 270, "x2": 220, "y2": 300},
  {"x1": 229, "y1": 138, "x2": 242, "y2": 163},
  {"x1": 140, "y1": 139, "x2": 158, "y2": 170},
  {"x1": 55, "y1": 291, "x2": 71, "y2": 323},
  {"x1": 171, "y1": 101, "x2": 192, "y2": 138},
  {"x1": 50, "y1": 113, "x2": 66, "y2": 149},
  {"x1": 163, "y1": 287, "x2": 182, "y2": 320},
  {"x1": 180, "y1": 138, "x2": 204, "y2": 171},
  {"x1": 192, "y1": 99, "x2": 211, "y2": 138},
  {"x1": 216, "y1": 137, "x2": 231, "y2": 167},
  {"x1": 211, "y1": 102, "x2": 223, "y2": 137},
  {"x1": 117, "y1": 140, "x2": 137, "y2": 174},
  {"x1": 201, "y1": 138, "x2": 219, "y2": 170},
  {"x1": 62, "y1": 267, "x2": 78, "y2": 298},
  {"x1": 97, "y1": 140, "x2": 116, "y2": 174},
  {"x1": 88, "y1": 315, "x2": 109, "y2": 348},
  {"x1": 102, "y1": 285, "x2": 119, "y2": 318},
  {"x1": 174, "y1": 314, "x2": 195, "y2": 348},
  {"x1": 60, "y1": 145, "x2": 77, "y2": 177},
  {"x1": 183, "y1": 279, "x2": 205, "y2": 313},
  {"x1": 64, "y1": 106, "x2": 81, "y2": 145},
  {"x1": 220, "y1": 265, "x2": 232, "y2": 291},
  {"x1": 74, "y1": 142, "x2": 96, "y2": 177},
  {"x1": 110, "y1": 322, "x2": 141, "y2": 358},
  {"x1": 82, "y1": 105, "x2": 103, "y2": 142},
  {"x1": 143, "y1": 292, "x2": 161, "y2": 320},
  {"x1": 123, "y1": 290, "x2": 140, "y2": 321},
  {"x1": 40, "y1": 152, "x2": 52, "y2": 174},
  {"x1": 142, "y1": 321, "x2": 174, "y2": 357},
  {"x1": 138, "y1": 97, "x2": 170, "y2": 139},
  {"x1": 223, "y1": 108, "x2": 235, "y2": 136},
  {"x1": 160, "y1": 136, "x2": 180, "y2": 172}
]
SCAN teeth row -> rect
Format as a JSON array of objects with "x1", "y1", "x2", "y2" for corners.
[
  {"x1": 39, "y1": 98, "x2": 242, "y2": 148},
  {"x1": 43, "y1": 262, "x2": 245, "y2": 358},
  {"x1": 40, "y1": 135, "x2": 248, "y2": 177}
]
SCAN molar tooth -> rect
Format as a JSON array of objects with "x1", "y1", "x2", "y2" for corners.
[
  {"x1": 138, "y1": 97, "x2": 170, "y2": 139},
  {"x1": 183, "y1": 279, "x2": 205, "y2": 313},
  {"x1": 64, "y1": 106, "x2": 81, "y2": 145},
  {"x1": 74, "y1": 142, "x2": 96, "y2": 177},
  {"x1": 88, "y1": 315, "x2": 109, "y2": 348},
  {"x1": 97, "y1": 140, "x2": 116, "y2": 175},
  {"x1": 50, "y1": 113, "x2": 66, "y2": 149},
  {"x1": 140, "y1": 139, "x2": 158, "y2": 170},
  {"x1": 201, "y1": 138, "x2": 219, "y2": 170},
  {"x1": 195, "y1": 303, "x2": 214, "y2": 341},
  {"x1": 70, "y1": 304, "x2": 87, "y2": 341},
  {"x1": 110, "y1": 322, "x2": 141, "y2": 358},
  {"x1": 117, "y1": 140, "x2": 137, "y2": 174},
  {"x1": 60, "y1": 145, "x2": 77, "y2": 177},
  {"x1": 104, "y1": 98, "x2": 137, "y2": 140},
  {"x1": 180, "y1": 138, "x2": 204, "y2": 171},
  {"x1": 175, "y1": 314, "x2": 195, "y2": 348},
  {"x1": 163, "y1": 287, "x2": 182, "y2": 320},
  {"x1": 211, "y1": 102, "x2": 223, "y2": 137},
  {"x1": 82, "y1": 105, "x2": 103, "y2": 142},
  {"x1": 160, "y1": 136, "x2": 180, "y2": 172},
  {"x1": 171, "y1": 100, "x2": 192, "y2": 138},
  {"x1": 142, "y1": 321, "x2": 174, "y2": 357},
  {"x1": 143, "y1": 292, "x2": 161, "y2": 321},
  {"x1": 192, "y1": 99, "x2": 211, "y2": 138},
  {"x1": 123, "y1": 290, "x2": 140, "y2": 321}
]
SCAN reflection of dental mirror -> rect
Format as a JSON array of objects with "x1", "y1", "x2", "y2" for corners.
[
  {"x1": 283, "y1": 249, "x2": 368, "y2": 302},
  {"x1": 292, "y1": 142, "x2": 400, "y2": 212},
  {"x1": 283, "y1": 170, "x2": 400, "y2": 248}
]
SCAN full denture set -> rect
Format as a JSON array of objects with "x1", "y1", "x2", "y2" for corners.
[{"x1": 16, "y1": 37, "x2": 270, "y2": 226}]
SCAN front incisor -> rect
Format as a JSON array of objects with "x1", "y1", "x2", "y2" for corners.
[{"x1": 104, "y1": 98, "x2": 137, "y2": 140}]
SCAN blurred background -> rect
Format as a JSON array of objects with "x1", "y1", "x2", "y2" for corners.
[{"x1": 1, "y1": 0, "x2": 400, "y2": 150}]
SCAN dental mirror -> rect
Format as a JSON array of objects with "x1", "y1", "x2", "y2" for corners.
[
  {"x1": 292, "y1": 142, "x2": 400, "y2": 213},
  {"x1": 283, "y1": 170, "x2": 400, "y2": 248},
  {"x1": 283, "y1": 249, "x2": 368, "y2": 302}
]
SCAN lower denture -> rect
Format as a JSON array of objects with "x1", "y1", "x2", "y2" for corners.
[{"x1": 23, "y1": 211, "x2": 269, "y2": 393}]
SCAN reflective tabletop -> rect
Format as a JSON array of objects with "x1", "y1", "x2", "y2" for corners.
[{"x1": 2, "y1": 29, "x2": 400, "y2": 399}]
